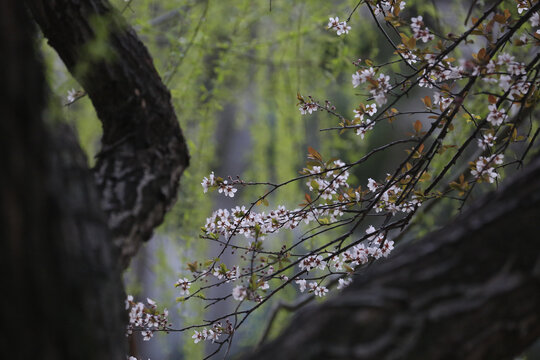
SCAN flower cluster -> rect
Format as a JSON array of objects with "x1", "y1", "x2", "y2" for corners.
[
  {"x1": 201, "y1": 172, "x2": 238, "y2": 197},
  {"x1": 353, "y1": 103, "x2": 377, "y2": 119},
  {"x1": 174, "y1": 278, "x2": 191, "y2": 295},
  {"x1": 295, "y1": 280, "x2": 329, "y2": 297},
  {"x1": 367, "y1": 177, "x2": 421, "y2": 215},
  {"x1": 352, "y1": 67, "x2": 375, "y2": 88},
  {"x1": 192, "y1": 321, "x2": 233, "y2": 344},
  {"x1": 433, "y1": 92, "x2": 453, "y2": 110},
  {"x1": 470, "y1": 154, "x2": 504, "y2": 183},
  {"x1": 356, "y1": 119, "x2": 375, "y2": 139},
  {"x1": 306, "y1": 160, "x2": 350, "y2": 200},
  {"x1": 299, "y1": 255, "x2": 327, "y2": 271},
  {"x1": 482, "y1": 53, "x2": 530, "y2": 101},
  {"x1": 213, "y1": 265, "x2": 240, "y2": 282},
  {"x1": 418, "y1": 55, "x2": 462, "y2": 89},
  {"x1": 327, "y1": 17, "x2": 351, "y2": 35},
  {"x1": 231, "y1": 279, "x2": 269, "y2": 302},
  {"x1": 299, "y1": 102, "x2": 318, "y2": 115},
  {"x1": 125, "y1": 296, "x2": 171, "y2": 341},
  {"x1": 353, "y1": 103, "x2": 377, "y2": 139},
  {"x1": 373, "y1": 0, "x2": 406, "y2": 15},
  {"x1": 202, "y1": 161, "x2": 355, "y2": 241},
  {"x1": 486, "y1": 104, "x2": 508, "y2": 126},
  {"x1": 410, "y1": 16, "x2": 434, "y2": 43},
  {"x1": 477, "y1": 133, "x2": 497, "y2": 150},
  {"x1": 203, "y1": 205, "x2": 297, "y2": 240},
  {"x1": 352, "y1": 67, "x2": 392, "y2": 105},
  {"x1": 399, "y1": 47, "x2": 419, "y2": 65},
  {"x1": 515, "y1": 3, "x2": 540, "y2": 34},
  {"x1": 294, "y1": 225, "x2": 395, "y2": 297},
  {"x1": 337, "y1": 226, "x2": 394, "y2": 266},
  {"x1": 232, "y1": 285, "x2": 248, "y2": 301}
]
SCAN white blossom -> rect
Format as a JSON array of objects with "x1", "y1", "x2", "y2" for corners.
[
  {"x1": 67, "y1": 88, "x2": 77, "y2": 103},
  {"x1": 192, "y1": 330, "x2": 203, "y2": 344},
  {"x1": 355, "y1": 119, "x2": 374, "y2": 139},
  {"x1": 337, "y1": 277, "x2": 352, "y2": 290},
  {"x1": 477, "y1": 133, "x2": 497, "y2": 150},
  {"x1": 486, "y1": 104, "x2": 507, "y2": 126},
  {"x1": 411, "y1": 16, "x2": 433, "y2": 42},
  {"x1": 299, "y1": 102, "x2": 318, "y2": 115},
  {"x1": 471, "y1": 155, "x2": 504, "y2": 183},
  {"x1": 299, "y1": 255, "x2": 327, "y2": 271},
  {"x1": 328, "y1": 17, "x2": 351, "y2": 36},
  {"x1": 367, "y1": 178, "x2": 379, "y2": 192},
  {"x1": 517, "y1": 0, "x2": 528, "y2": 14},
  {"x1": 175, "y1": 278, "x2": 191, "y2": 296},
  {"x1": 295, "y1": 279, "x2": 307, "y2": 292},
  {"x1": 218, "y1": 181, "x2": 237, "y2": 197},
  {"x1": 313, "y1": 285, "x2": 329, "y2": 297},
  {"x1": 232, "y1": 285, "x2": 247, "y2": 301},
  {"x1": 531, "y1": 12, "x2": 539, "y2": 27},
  {"x1": 365, "y1": 103, "x2": 377, "y2": 116},
  {"x1": 201, "y1": 172, "x2": 215, "y2": 193}
]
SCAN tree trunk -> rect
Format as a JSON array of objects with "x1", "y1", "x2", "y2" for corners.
[
  {"x1": 1, "y1": 1, "x2": 125, "y2": 358},
  {"x1": 245, "y1": 155, "x2": 540, "y2": 360},
  {"x1": 26, "y1": 0, "x2": 190, "y2": 269},
  {"x1": 2, "y1": 0, "x2": 190, "y2": 358}
]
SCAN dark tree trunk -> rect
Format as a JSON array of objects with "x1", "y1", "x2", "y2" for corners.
[
  {"x1": 1, "y1": 1, "x2": 125, "y2": 359},
  {"x1": 246, "y1": 156, "x2": 540, "y2": 360},
  {"x1": 26, "y1": 0, "x2": 190, "y2": 269},
  {"x1": 2, "y1": 0, "x2": 190, "y2": 358}
]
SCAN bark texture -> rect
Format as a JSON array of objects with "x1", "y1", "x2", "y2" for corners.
[
  {"x1": 246, "y1": 156, "x2": 540, "y2": 360},
  {"x1": 1, "y1": 1, "x2": 125, "y2": 358},
  {"x1": 26, "y1": 0, "x2": 190, "y2": 268}
]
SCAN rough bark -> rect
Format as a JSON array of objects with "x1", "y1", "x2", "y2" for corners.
[
  {"x1": 246, "y1": 156, "x2": 540, "y2": 360},
  {"x1": 26, "y1": 0, "x2": 190, "y2": 268},
  {"x1": 1, "y1": 1, "x2": 125, "y2": 358}
]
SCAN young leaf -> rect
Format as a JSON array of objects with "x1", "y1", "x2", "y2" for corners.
[
  {"x1": 414, "y1": 120, "x2": 423, "y2": 133},
  {"x1": 307, "y1": 146, "x2": 322, "y2": 161}
]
